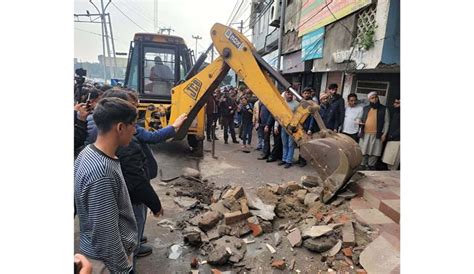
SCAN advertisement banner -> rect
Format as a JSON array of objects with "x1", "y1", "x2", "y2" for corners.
[
  {"x1": 301, "y1": 27, "x2": 325, "y2": 61},
  {"x1": 298, "y1": 0, "x2": 372, "y2": 37}
]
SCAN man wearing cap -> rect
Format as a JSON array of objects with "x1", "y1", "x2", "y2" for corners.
[
  {"x1": 358, "y1": 91, "x2": 390, "y2": 170},
  {"x1": 326, "y1": 83, "x2": 345, "y2": 132}
]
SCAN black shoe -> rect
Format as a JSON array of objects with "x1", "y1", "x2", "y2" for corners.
[
  {"x1": 258, "y1": 155, "x2": 269, "y2": 160},
  {"x1": 213, "y1": 136, "x2": 219, "y2": 140},
  {"x1": 140, "y1": 236, "x2": 147, "y2": 244},
  {"x1": 207, "y1": 138, "x2": 211, "y2": 142},
  {"x1": 266, "y1": 157, "x2": 276, "y2": 163},
  {"x1": 232, "y1": 140, "x2": 239, "y2": 144},
  {"x1": 299, "y1": 162, "x2": 307, "y2": 167},
  {"x1": 284, "y1": 163, "x2": 293, "y2": 169},
  {"x1": 224, "y1": 140, "x2": 228, "y2": 144},
  {"x1": 277, "y1": 161, "x2": 286, "y2": 166},
  {"x1": 136, "y1": 244, "x2": 153, "y2": 258}
]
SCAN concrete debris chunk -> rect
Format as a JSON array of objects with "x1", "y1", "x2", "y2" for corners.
[
  {"x1": 174, "y1": 196, "x2": 199, "y2": 209},
  {"x1": 266, "y1": 243, "x2": 276, "y2": 254},
  {"x1": 302, "y1": 225, "x2": 334, "y2": 239},
  {"x1": 304, "y1": 193, "x2": 320, "y2": 207},
  {"x1": 209, "y1": 201, "x2": 230, "y2": 215},
  {"x1": 274, "y1": 232, "x2": 282, "y2": 246},
  {"x1": 183, "y1": 226, "x2": 203, "y2": 246},
  {"x1": 296, "y1": 189, "x2": 308, "y2": 203},
  {"x1": 289, "y1": 258, "x2": 296, "y2": 270},
  {"x1": 287, "y1": 228, "x2": 302, "y2": 247},
  {"x1": 271, "y1": 259, "x2": 286, "y2": 270},
  {"x1": 208, "y1": 246, "x2": 231, "y2": 265},
  {"x1": 246, "y1": 193, "x2": 276, "y2": 221},
  {"x1": 331, "y1": 197, "x2": 345, "y2": 207},
  {"x1": 240, "y1": 198, "x2": 251, "y2": 217},
  {"x1": 217, "y1": 225, "x2": 232, "y2": 236},
  {"x1": 282, "y1": 181, "x2": 303, "y2": 193},
  {"x1": 322, "y1": 239, "x2": 342, "y2": 257},
  {"x1": 301, "y1": 175, "x2": 322, "y2": 187},
  {"x1": 342, "y1": 222, "x2": 355, "y2": 247},
  {"x1": 198, "y1": 211, "x2": 223, "y2": 232},
  {"x1": 207, "y1": 229, "x2": 221, "y2": 241},
  {"x1": 213, "y1": 236, "x2": 247, "y2": 263},
  {"x1": 222, "y1": 196, "x2": 240, "y2": 211},
  {"x1": 211, "y1": 190, "x2": 222, "y2": 203},
  {"x1": 260, "y1": 219, "x2": 273, "y2": 233},
  {"x1": 303, "y1": 236, "x2": 337, "y2": 253},
  {"x1": 182, "y1": 167, "x2": 201, "y2": 179}
]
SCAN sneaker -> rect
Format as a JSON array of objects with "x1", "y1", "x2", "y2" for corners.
[
  {"x1": 284, "y1": 163, "x2": 293, "y2": 169},
  {"x1": 136, "y1": 244, "x2": 153, "y2": 258},
  {"x1": 277, "y1": 161, "x2": 286, "y2": 166}
]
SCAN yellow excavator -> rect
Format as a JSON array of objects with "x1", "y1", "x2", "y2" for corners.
[{"x1": 126, "y1": 23, "x2": 362, "y2": 203}]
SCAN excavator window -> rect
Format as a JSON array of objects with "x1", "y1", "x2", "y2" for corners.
[{"x1": 143, "y1": 46, "x2": 176, "y2": 97}]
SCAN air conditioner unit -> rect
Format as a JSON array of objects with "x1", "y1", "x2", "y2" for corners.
[{"x1": 269, "y1": 0, "x2": 280, "y2": 27}]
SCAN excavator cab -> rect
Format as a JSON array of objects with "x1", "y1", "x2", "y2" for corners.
[{"x1": 124, "y1": 33, "x2": 206, "y2": 154}]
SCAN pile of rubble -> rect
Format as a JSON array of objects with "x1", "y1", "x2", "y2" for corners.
[{"x1": 162, "y1": 168, "x2": 375, "y2": 273}]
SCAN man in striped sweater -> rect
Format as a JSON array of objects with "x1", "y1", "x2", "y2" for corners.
[{"x1": 75, "y1": 97, "x2": 139, "y2": 273}]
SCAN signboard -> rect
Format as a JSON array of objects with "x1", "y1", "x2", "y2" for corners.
[
  {"x1": 298, "y1": 0, "x2": 372, "y2": 37},
  {"x1": 301, "y1": 27, "x2": 325, "y2": 61},
  {"x1": 283, "y1": 51, "x2": 305, "y2": 74},
  {"x1": 262, "y1": 49, "x2": 280, "y2": 70}
]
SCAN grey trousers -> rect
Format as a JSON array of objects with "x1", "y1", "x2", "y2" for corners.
[{"x1": 362, "y1": 155, "x2": 378, "y2": 167}]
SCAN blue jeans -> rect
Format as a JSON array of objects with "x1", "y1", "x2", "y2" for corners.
[
  {"x1": 256, "y1": 125, "x2": 264, "y2": 149},
  {"x1": 132, "y1": 203, "x2": 147, "y2": 270},
  {"x1": 281, "y1": 130, "x2": 295, "y2": 164},
  {"x1": 242, "y1": 122, "x2": 253, "y2": 145}
]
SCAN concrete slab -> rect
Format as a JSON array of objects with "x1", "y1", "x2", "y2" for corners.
[
  {"x1": 360, "y1": 234, "x2": 400, "y2": 273},
  {"x1": 353, "y1": 208, "x2": 395, "y2": 225}
]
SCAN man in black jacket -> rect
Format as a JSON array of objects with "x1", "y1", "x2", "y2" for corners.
[
  {"x1": 219, "y1": 93, "x2": 239, "y2": 144},
  {"x1": 382, "y1": 98, "x2": 400, "y2": 170},
  {"x1": 326, "y1": 83, "x2": 345, "y2": 131},
  {"x1": 74, "y1": 103, "x2": 90, "y2": 157}
]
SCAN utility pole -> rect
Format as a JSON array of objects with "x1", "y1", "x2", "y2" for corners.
[
  {"x1": 84, "y1": 0, "x2": 117, "y2": 82},
  {"x1": 239, "y1": 20, "x2": 243, "y2": 33},
  {"x1": 192, "y1": 35, "x2": 202, "y2": 59},
  {"x1": 277, "y1": 0, "x2": 287, "y2": 73},
  {"x1": 154, "y1": 0, "x2": 159, "y2": 33}
]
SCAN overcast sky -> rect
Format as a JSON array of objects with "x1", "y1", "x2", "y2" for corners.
[{"x1": 74, "y1": 0, "x2": 251, "y2": 62}]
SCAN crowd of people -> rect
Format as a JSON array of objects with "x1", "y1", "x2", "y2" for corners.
[
  {"x1": 73, "y1": 80, "x2": 400, "y2": 273},
  {"x1": 204, "y1": 84, "x2": 401, "y2": 171}
]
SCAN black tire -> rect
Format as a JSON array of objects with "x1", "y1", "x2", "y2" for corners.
[{"x1": 187, "y1": 135, "x2": 204, "y2": 157}]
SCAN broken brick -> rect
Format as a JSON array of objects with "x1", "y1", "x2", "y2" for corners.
[
  {"x1": 342, "y1": 247, "x2": 353, "y2": 257},
  {"x1": 271, "y1": 259, "x2": 286, "y2": 270},
  {"x1": 190, "y1": 257, "x2": 198, "y2": 269},
  {"x1": 247, "y1": 216, "x2": 263, "y2": 237},
  {"x1": 210, "y1": 270, "x2": 222, "y2": 274},
  {"x1": 222, "y1": 186, "x2": 244, "y2": 200},
  {"x1": 240, "y1": 198, "x2": 252, "y2": 219},
  {"x1": 224, "y1": 211, "x2": 247, "y2": 225},
  {"x1": 337, "y1": 214, "x2": 351, "y2": 224},
  {"x1": 315, "y1": 212, "x2": 324, "y2": 222},
  {"x1": 211, "y1": 190, "x2": 222, "y2": 203}
]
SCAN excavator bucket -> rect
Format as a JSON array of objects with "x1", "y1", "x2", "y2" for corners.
[{"x1": 300, "y1": 133, "x2": 362, "y2": 203}]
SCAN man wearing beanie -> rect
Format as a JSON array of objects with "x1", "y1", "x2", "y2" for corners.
[{"x1": 358, "y1": 91, "x2": 390, "y2": 170}]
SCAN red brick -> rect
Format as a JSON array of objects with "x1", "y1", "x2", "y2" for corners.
[
  {"x1": 271, "y1": 259, "x2": 286, "y2": 270},
  {"x1": 337, "y1": 214, "x2": 351, "y2": 223},
  {"x1": 247, "y1": 216, "x2": 263, "y2": 237},
  {"x1": 211, "y1": 269, "x2": 222, "y2": 274},
  {"x1": 342, "y1": 247, "x2": 353, "y2": 257}
]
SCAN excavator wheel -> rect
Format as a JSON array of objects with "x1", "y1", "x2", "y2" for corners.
[{"x1": 300, "y1": 132, "x2": 362, "y2": 203}]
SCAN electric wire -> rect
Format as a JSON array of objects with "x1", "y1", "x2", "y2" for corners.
[{"x1": 110, "y1": 2, "x2": 151, "y2": 32}]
